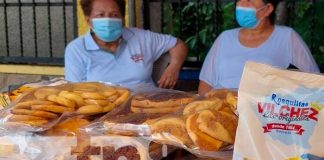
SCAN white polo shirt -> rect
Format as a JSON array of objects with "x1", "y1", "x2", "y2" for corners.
[
  {"x1": 200, "y1": 25, "x2": 320, "y2": 89},
  {"x1": 64, "y1": 28, "x2": 177, "y2": 88}
]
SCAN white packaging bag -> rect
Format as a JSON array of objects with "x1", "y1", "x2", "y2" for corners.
[{"x1": 233, "y1": 62, "x2": 324, "y2": 160}]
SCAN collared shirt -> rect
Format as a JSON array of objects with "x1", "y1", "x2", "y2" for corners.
[
  {"x1": 200, "y1": 25, "x2": 320, "y2": 89},
  {"x1": 64, "y1": 28, "x2": 177, "y2": 88}
]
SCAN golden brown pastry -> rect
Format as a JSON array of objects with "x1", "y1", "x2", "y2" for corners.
[
  {"x1": 148, "y1": 117, "x2": 192, "y2": 145},
  {"x1": 14, "y1": 100, "x2": 56, "y2": 109},
  {"x1": 77, "y1": 105, "x2": 104, "y2": 115},
  {"x1": 34, "y1": 87, "x2": 61, "y2": 100},
  {"x1": 186, "y1": 114, "x2": 224, "y2": 151},
  {"x1": 31, "y1": 104, "x2": 74, "y2": 113},
  {"x1": 131, "y1": 92, "x2": 196, "y2": 108},
  {"x1": 12, "y1": 109, "x2": 58, "y2": 119},
  {"x1": 183, "y1": 98, "x2": 223, "y2": 115},
  {"x1": 46, "y1": 118, "x2": 90, "y2": 136},
  {"x1": 196, "y1": 110, "x2": 237, "y2": 144}
]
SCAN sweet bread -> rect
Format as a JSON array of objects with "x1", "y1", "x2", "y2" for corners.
[
  {"x1": 196, "y1": 110, "x2": 231, "y2": 143},
  {"x1": 47, "y1": 95, "x2": 76, "y2": 108},
  {"x1": 14, "y1": 100, "x2": 56, "y2": 109},
  {"x1": 46, "y1": 118, "x2": 90, "y2": 136},
  {"x1": 6, "y1": 119, "x2": 49, "y2": 127},
  {"x1": 77, "y1": 105, "x2": 103, "y2": 115},
  {"x1": 196, "y1": 110, "x2": 238, "y2": 144},
  {"x1": 183, "y1": 98, "x2": 223, "y2": 115},
  {"x1": 12, "y1": 109, "x2": 58, "y2": 119},
  {"x1": 84, "y1": 99, "x2": 111, "y2": 106},
  {"x1": 80, "y1": 92, "x2": 106, "y2": 100},
  {"x1": 186, "y1": 114, "x2": 223, "y2": 151},
  {"x1": 72, "y1": 82, "x2": 101, "y2": 92},
  {"x1": 102, "y1": 89, "x2": 118, "y2": 97},
  {"x1": 34, "y1": 87, "x2": 61, "y2": 100},
  {"x1": 58, "y1": 91, "x2": 85, "y2": 107},
  {"x1": 31, "y1": 104, "x2": 74, "y2": 113},
  {"x1": 103, "y1": 103, "x2": 116, "y2": 112},
  {"x1": 131, "y1": 105, "x2": 181, "y2": 114},
  {"x1": 113, "y1": 89, "x2": 130, "y2": 106},
  {"x1": 107, "y1": 94, "x2": 119, "y2": 102},
  {"x1": 8, "y1": 114, "x2": 46, "y2": 121},
  {"x1": 132, "y1": 92, "x2": 196, "y2": 108},
  {"x1": 148, "y1": 117, "x2": 192, "y2": 145},
  {"x1": 205, "y1": 89, "x2": 234, "y2": 99}
]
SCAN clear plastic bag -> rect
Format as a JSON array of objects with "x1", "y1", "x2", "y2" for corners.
[
  {"x1": 84, "y1": 87, "x2": 238, "y2": 159},
  {"x1": 85, "y1": 86, "x2": 198, "y2": 135},
  {"x1": 0, "y1": 82, "x2": 131, "y2": 132},
  {"x1": 1, "y1": 78, "x2": 67, "y2": 110},
  {"x1": 145, "y1": 104, "x2": 237, "y2": 159},
  {"x1": 0, "y1": 131, "x2": 77, "y2": 160},
  {"x1": 6, "y1": 77, "x2": 68, "y2": 102}
]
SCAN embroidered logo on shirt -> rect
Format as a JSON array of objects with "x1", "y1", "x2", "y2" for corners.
[{"x1": 130, "y1": 54, "x2": 144, "y2": 63}]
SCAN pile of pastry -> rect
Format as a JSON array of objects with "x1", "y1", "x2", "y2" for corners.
[
  {"x1": 4, "y1": 82, "x2": 130, "y2": 127},
  {"x1": 101, "y1": 89, "x2": 238, "y2": 151},
  {"x1": 144, "y1": 89, "x2": 238, "y2": 151},
  {"x1": 131, "y1": 91, "x2": 197, "y2": 114}
]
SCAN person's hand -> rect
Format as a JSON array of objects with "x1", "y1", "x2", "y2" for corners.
[{"x1": 158, "y1": 64, "x2": 180, "y2": 89}]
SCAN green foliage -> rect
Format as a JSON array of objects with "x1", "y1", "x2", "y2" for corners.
[
  {"x1": 162, "y1": 2, "x2": 236, "y2": 61},
  {"x1": 293, "y1": 2, "x2": 324, "y2": 66},
  {"x1": 162, "y1": 1, "x2": 324, "y2": 67}
]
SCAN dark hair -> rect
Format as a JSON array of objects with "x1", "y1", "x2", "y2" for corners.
[
  {"x1": 80, "y1": 0, "x2": 126, "y2": 17},
  {"x1": 263, "y1": 0, "x2": 281, "y2": 24}
]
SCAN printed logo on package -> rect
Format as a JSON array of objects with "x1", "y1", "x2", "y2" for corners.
[{"x1": 255, "y1": 92, "x2": 324, "y2": 149}]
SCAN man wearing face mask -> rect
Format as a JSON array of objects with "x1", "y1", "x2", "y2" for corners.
[
  {"x1": 198, "y1": 0, "x2": 320, "y2": 96},
  {"x1": 65, "y1": 0, "x2": 188, "y2": 89}
]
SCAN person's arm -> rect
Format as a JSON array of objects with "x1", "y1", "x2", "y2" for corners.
[
  {"x1": 290, "y1": 29, "x2": 320, "y2": 73},
  {"x1": 197, "y1": 34, "x2": 222, "y2": 95},
  {"x1": 158, "y1": 39, "x2": 188, "y2": 88},
  {"x1": 198, "y1": 80, "x2": 213, "y2": 96}
]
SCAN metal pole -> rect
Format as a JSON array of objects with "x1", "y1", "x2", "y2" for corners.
[
  {"x1": 4, "y1": 0, "x2": 10, "y2": 56},
  {"x1": 32, "y1": 0, "x2": 38, "y2": 57},
  {"x1": 73, "y1": 0, "x2": 78, "y2": 37},
  {"x1": 18, "y1": 0, "x2": 24, "y2": 56},
  {"x1": 47, "y1": 0, "x2": 53, "y2": 57},
  {"x1": 63, "y1": 0, "x2": 67, "y2": 46}
]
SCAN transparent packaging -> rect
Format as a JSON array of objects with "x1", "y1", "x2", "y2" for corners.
[{"x1": 0, "y1": 82, "x2": 131, "y2": 132}]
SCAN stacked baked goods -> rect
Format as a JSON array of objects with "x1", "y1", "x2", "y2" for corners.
[
  {"x1": 204, "y1": 89, "x2": 238, "y2": 113},
  {"x1": 1, "y1": 85, "x2": 239, "y2": 159},
  {"x1": 146, "y1": 116, "x2": 192, "y2": 146},
  {"x1": 131, "y1": 91, "x2": 197, "y2": 114},
  {"x1": 8, "y1": 85, "x2": 35, "y2": 101},
  {"x1": 146, "y1": 92, "x2": 238, "y2": 151},
  {"x1": 186, "y1": 107, "x2": 238, "y2": 151},
  {"x1": 96, "y1": 91, "x2": 197, "y2": 137},
  {"x1": 93, "y1": 89, "x2": 238, "y2": 153},
  {"x1": 101, "y1": 113, "x2": 166, "y2": 136},
  {"x1": 1, "y1": 82, "x2": 130, "y2": 128}
]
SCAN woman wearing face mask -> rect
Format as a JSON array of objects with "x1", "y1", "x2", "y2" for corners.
[
  {"x1": 65, "y1": 0, "x2": 188, "y2": 89},
  {"x1": 198, "y1": 0, "x2": 320, "y2": 96}
]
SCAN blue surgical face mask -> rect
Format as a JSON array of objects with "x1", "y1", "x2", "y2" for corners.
[
  {"x1": 92, "y1": 18, "x2": 123, "y2": 42},
  {"x1": 236, "y1": 6, "x2": 266, "y2": 29}
]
